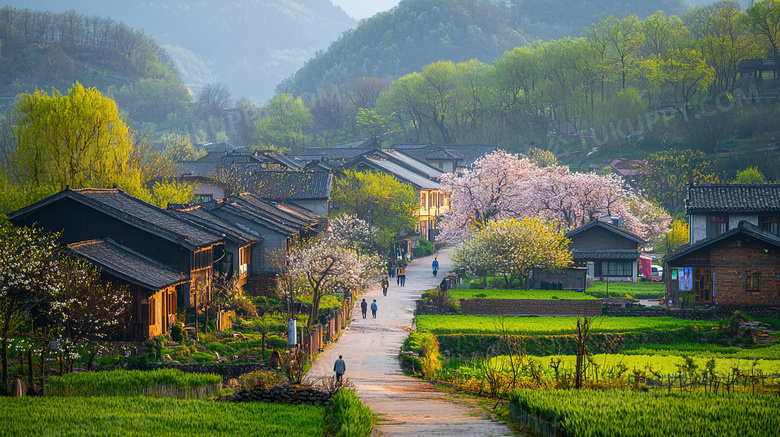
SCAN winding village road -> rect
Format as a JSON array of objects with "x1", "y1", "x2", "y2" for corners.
[{"x1": 308, "y1": 249, "x2": 515, "y2": 436}]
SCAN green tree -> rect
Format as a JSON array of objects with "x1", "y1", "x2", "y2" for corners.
[
  {"x1": 733, "y1": 166, "x2": 768, "y2": 183},
  {"x1": 635, "y1": 149, "x2": 720, "y2": 216},
  {"x1": 643, "y1": 48, "x2": 715, "y2": 119},
  {"x1": 453, "y1": 217, "x2": 572, "y2": 289},
  {"x1": 10, "y1": 83, "x2": 134, "y2": 190},
  {"x1": 663, "y1": 218, "x2": 690, "y2": 256},
  {"x1": 744, "y1": 0, "x2": 780, "y2": 78},
  {"x1": 331, "y1": 170, "x2": 418, "y2": 253},
  {"x1": 254, "y1": 94, "x2": 313, "y2": 154},
  {"x1": 162, "y1": 134, "x2": 206, "y2": 162}
]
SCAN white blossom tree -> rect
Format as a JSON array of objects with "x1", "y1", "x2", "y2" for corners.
[
  {"x1": 286, "y1": 235, "x2": 381, "y2": 331},
  {"x1": 0, "y1": 224, "x2": 60, "y2": 390},
  {"x1": 329, "y1": 214, "x2": 380, "y2": 255}
]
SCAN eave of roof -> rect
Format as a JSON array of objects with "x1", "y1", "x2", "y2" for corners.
[
  {"x1": 68, "y1": 239, "x2": 188, "y2": 291},
  {"x1": 664, "y1": 220, "x2": 780, "y2": 264},
  {"x1": 565, "y1": 220, "x2": 646, "y2": 245},
  {"x1": 686, "y1": 184, "x2": 780, "y2": 213}
]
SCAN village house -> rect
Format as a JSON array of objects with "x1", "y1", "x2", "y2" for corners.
[
  {"x1": 8, "y1": 188, "x2": 224, "y2": 339},
  {"x1": 663, "y1": 184, "x2": 780, "y2": 306},
  {"x1": 565, "y1": 219, "x2": 646, "y2": 284}
]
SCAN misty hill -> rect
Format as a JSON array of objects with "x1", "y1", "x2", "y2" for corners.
[
  {"x1": 278, "y1": 0, "x2": 688, "y2": 99},
  {"x1": 0, "y1": 7, "x2": 190, "y2": 122},
  {"x1": 1, "y1": 0, "x2": 357, "y2": 103},
  {"x1": 277, "y1": 0, "x2": 528, "y2": 98}
]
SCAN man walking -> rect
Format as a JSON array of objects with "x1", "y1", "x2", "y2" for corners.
[
  {"x1": 381, "y1": 275, "x2": 389, "y2": 296},
  {"x1": 432, "y1": 257, "x2": 439, "y2": 277},
  {"x1": 370, "y1": 299, "x2": 378, "y2": 318},
  {"x1": 361, "y1": 298, "x2": 368, "y2": 319},
  {"x1": 334, "y1": 355, "x2": 346, "y2": 382}
]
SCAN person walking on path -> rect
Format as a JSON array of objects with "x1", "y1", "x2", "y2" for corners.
[
  {"x1": 333, "y1": 355, "x2": 346, "y2": 382},
  {"x1": 398, "y1": 264, "x2": 407, "y2": 287},
  {"x1": 361, "y1": 299, "x2": 368, "y2": 319},
  {"x1": 432, "y1": 257, "x2": 439, "y2": 277},
  {"x1": 381, "y1": 276, "x2": 389, "y2": 296},
  {"x1": 370, "y1": 300, "x2": 378, "y2": 318}
]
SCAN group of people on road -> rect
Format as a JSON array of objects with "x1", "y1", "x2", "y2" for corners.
[{"x1": 360, "y1": 298, "x2": 378, "y2": 319}]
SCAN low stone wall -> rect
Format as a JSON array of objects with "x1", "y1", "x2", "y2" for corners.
[
  {"x1": 148, "y1": 363, "x2": 267, "y2": 382},
  {"x1": 604, "y1": 305, "x2": 780, "y2": 320},
  {"x1": 459, "y1": 298, "x2": 603, "y2": 317},
  {"x1": 218, "y1": 385, "x2": 332, "y2": 406}
]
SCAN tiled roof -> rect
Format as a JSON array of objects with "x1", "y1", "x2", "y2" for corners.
[
  {"x1": 253, "y1": 171, "x2": 332, "y2": 200},
  {"x1": 571, "y1": 249, "x2": 641, "y2": 260},
  {"x1": 664, "y1": 220, "x2": 780, "y2": 263},
  {"x1": 686, "y1": 184, "x2": 780, "y2": 213},
  {"x1": 69, "y1": 239, "x2": 188, "y2": 291},
  {"x1": 378, "y1": 150, "x2": 444, "y2": 180},
  {"x1": 344, "y1": 157, "x2": 442, "y2": 190},
  {"x1": 208, "y1": 193, "x2": 319, "y2": 236},
  {"x1": 303, "y1": 147, "x2": 375, "y2": 160},
  {"x1": 76, "y1": 189, "x2": 222, "y2": 248},
  {"x1": 166, "y1": 205, "x2": 261, "y2": 246},
  {"x1": 392, "y1": 144, "x2": 499, "y2": 168},
  {"x1": 565, "y1": 220, "x2": 646, "y2": 245}
]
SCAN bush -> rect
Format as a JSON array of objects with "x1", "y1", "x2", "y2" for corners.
[
  {"x1": 239, "y1": 369, "x2": 284, "y2": 389},
  {"x1": 324, "y1": 389, "x2": 374, "y2": 437},
  {"x1": 170, "y1": 324, "x2": 184, "y2": 341},
  {"x1": 412, "y1": 238, "x2": 434, "y2": 257}
]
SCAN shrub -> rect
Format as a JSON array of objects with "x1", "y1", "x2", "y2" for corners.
[
  {"x1": 324, "y1": 389, "x2": 374, "y2": 437},
  {"x1": 412, "y1": 238, "x2": 434, "y2": 257},
  {"x1": 239, "y1": 369, "x2": 284, "y2": 389},
  {"x1": 170, "y1": 324, "x2": 184, "y2": 342}
]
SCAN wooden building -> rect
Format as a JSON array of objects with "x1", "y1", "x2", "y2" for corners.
[{"x1": 565, "y1": 219, "x2": 646, "y2": 283}]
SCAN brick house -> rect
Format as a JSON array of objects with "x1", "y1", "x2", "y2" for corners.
[
  {"x1": 664, "y1": 221, "x2": 780, "y2": 306},
  {"x1": 663, "y1": 184, "x2": 780, "y2": 306}
]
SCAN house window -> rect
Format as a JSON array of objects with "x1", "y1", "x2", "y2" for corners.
[
  {"x1": 168, "y1": 291, "x2": 176, "y2": 316},
  {"x1": 239, "y1": 247, "x2": 250, "y2": 276},
  {"x1": 759, "y1": 216, "x2": 779, "y2": 235},
  {"x1": 149, "y1": 298, "x2": 156, "y2": 325},
  {"x1": 421, "y1": 193, "x2": 427, "y2": 209},
  {"x1": 437, "y1": 162, "x2": 443, "y2": 169},
  {"x1": 746, "y1": 271, "x2": 760, "y2": 292},
  {"x1": 709, "y1": 215, "x2": 728, "y2": 236},
  {"x1": 601, "y1": 261, "x2": 633, "y2": 276}
]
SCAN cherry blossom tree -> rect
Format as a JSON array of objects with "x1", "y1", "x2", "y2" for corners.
[
  {"x1": 285, "y1": 235, "x2": 381, "y2": 331},
  {"x1": 439, "y1": 150, "x2": 671, "y2": 243},
  {"x1": 0, "y1": 224, "x2": 60, "y2": 391},
  {"x1": 453, "y1": 217, "x2": 572, "y2": 289},
  {"x1": 329, "y1": 214, "x2": 380, "y2": 255}
]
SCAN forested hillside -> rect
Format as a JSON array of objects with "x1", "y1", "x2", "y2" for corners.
[
  {"x1": 1, "y1": 0, "x2": 356, "y2": 102},
  {"x1": 0, "y1": 7, "x2": 190, "y2": 123},
  {"x1": 278, "y1": 0, "x2": 688, "y2": 98}
]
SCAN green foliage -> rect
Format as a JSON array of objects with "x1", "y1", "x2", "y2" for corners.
[
  {"x1": 0, "y1": 396, "x2": 324, "y2": 435},
  {"x1": 171, "y1": 324, "x2": 184, "y2": 342},
  {"x1": 585, "y1": 281, "x2": 667, "y2": 299},
  {"x1": 509, "y1": 389, "x2": 780, "y2": 436},
  {"x1": 253, "y1": 94, "x2": 312, "y2": 154},
  {"x1": 412, "y1": 238, "x2": 434, "y2": 257},
  {"x1": 331, "y1": 170, "x2": 418, "y2": 252},
  {"x1": 45, "y1": 369, "x2": 222, "y2": 398},
  {"x1": 238, "y1": 369, "x2": 284, "y2": 390},
  {"x1": 733, "y1": 166, "x2": 768, "y2": 183},
  {"x1": 324, "y1": 389, "x2": 374, "y2": 437},
  {"x1": 416, "y1": 315, "x2": 715, "y2": 336}
]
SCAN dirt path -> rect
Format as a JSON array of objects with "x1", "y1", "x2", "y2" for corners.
[{"x1": 308, "y1": 249, "x2": 514, "y2": 436}]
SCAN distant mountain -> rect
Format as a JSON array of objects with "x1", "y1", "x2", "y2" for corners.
[
  {"x1": 4, "y1": 0, "x2": 357, "y2": 103},
  {"x1": 330, "y1": 0, "x2": 400, "y2": 19},
  {"x1": 278, "y1": 0, "x2": 688, "y2": 100},
  {"x1": 277, "y1": 0, "x2": 528, "y2": 99}
]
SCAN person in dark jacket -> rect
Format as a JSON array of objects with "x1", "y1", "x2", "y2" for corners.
[
  {"x1": 334, "y1": 355, "x2": 346, "y2": 382},
  {"x1": 361, "y1": 299, "x2": 368, "y2": 319}
]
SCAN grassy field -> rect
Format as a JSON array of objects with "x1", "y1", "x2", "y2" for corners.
[
  {"x1": 585, "y1": 281, "x2": 666, "y2": 299},
  {"x1": 509, "y1": 389, "x2": 780, "y2": 436},
  {"x1": 0, "y1": 396, "x2": 324, "y2": 436},
  {"x1": 45, "y1": 369, "x2": 222, "y2": 399},
  {"x1": 416, "y1": 315, "x2": 716, "y2": 335},
  {"x1": 449, "y1": 289, "x2": 596, "y2": 300}
]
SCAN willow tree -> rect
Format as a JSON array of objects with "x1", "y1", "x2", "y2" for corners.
[{"x1": 11, "y1": 83, "x2": 134, "y2": 190}]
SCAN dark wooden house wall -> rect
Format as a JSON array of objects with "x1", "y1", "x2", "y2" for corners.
[{"x1": 13, "y1": 197, "x2": 193, "y2": 273}]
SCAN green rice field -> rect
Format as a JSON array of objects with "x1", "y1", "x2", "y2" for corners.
[{"x1": 449, "y1": 289, "x2": 596, "y2": 300}]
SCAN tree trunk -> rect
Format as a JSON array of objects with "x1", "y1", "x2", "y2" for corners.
[
  {"x1": 1, "y1": 337, "x2": 7, "y2": 393},
  {"x1": 27, "y1": 347, "x2": 33, "y2": 389}
]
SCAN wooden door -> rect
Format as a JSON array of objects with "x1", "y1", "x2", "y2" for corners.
[{"x1": 694, "y1": 268, "x2": 712, "y2": 302}]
